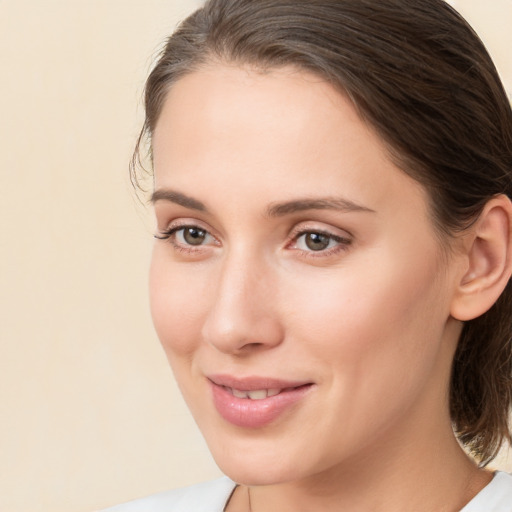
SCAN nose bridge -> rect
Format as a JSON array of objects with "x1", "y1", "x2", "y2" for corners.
[{"x1": 201, "y1": 245, "x2": 283, "y2": 354}]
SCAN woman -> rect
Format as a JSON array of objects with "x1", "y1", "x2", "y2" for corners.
[{"x1": 103, "y1": 0, "x2": 512, "y2": 510}]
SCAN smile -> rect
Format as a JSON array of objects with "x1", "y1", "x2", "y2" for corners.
[
  {"x1": 228, "y1": 387, "x2": 282, "y2": 399},
  {"x1": 208, "y1": 376, "x2": 314, "y2": 428}
]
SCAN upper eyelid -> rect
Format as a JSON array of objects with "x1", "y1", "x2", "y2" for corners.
[
  {"x1": 161, "y1": 225, "x2": 212, "y2": 238},
  {"x1": 290, "y1": 230, "x2": 351, "y2": 247},
  {"x1": 288, "y1": 222, "x2": 353, "y2": 239},
  {"x1": 292, "y1": 227, "x2": 348, "y2": 238},
  {"x1": 158, "y1": 218, "x2": 215, "y2": 234}
]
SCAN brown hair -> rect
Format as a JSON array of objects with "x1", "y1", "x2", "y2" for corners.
[{"x1": 134, "y1": 0, "x2": 512, "y2": 465}]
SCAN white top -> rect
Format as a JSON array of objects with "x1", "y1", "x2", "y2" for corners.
[
  {"x1": 100, "y1": 471, "x2": 512, "y2": 512},
  {"x1": 460, "y1": 472, "x2": 512, "y2": 512}
]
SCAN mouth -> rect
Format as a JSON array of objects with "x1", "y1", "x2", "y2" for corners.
[
  {"x1": 225, "y1": 385, "x2": 306, "y2": 400},
  {"x1": 207, "y1": 375, "x2": 314, "y2": 428}
]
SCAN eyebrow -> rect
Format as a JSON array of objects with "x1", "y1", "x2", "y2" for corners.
[
  {"x1": 151, "y1": 189, "x2": 208, "y2": 211},
  {"x1": 266, "y1": 197, "x2": 375, "y2": 216},
  {"x1": 151, "y1": 188, "x2": 374, "y2": 216}
]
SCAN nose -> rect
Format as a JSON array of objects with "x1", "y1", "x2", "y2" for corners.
[{"x1": 201, "y1": 251, "x2": 284, "y2": 355}]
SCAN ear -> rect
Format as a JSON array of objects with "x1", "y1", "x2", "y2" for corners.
[{"x1": 450, "y1": 194, "x2": 512, "y2": 321}]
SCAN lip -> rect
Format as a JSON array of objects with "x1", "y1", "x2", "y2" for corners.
[{"x1": 208, "y1": 374, "x2": 314, "y2": 428}]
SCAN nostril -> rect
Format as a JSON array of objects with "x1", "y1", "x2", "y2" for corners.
[
  {"x1": 202, "y1": 320, "x2": 284, "y2": 354},
  {"x1": 236, "y1": 341, "x2": 267, "y2": 353}
]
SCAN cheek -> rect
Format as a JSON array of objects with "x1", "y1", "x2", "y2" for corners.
[
  {"x1": 149, "y1": 251, "x2": 208, "y2": 357},
  {"x1": 285, "y1": 246, "x2": 449, "y2": 381},
  {"x1": 280, "y1": 251, "x2": 451, "y2": 448}
]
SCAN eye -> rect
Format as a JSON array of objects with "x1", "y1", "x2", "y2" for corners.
[
  {"x1": 297, "y1": 232, "x2": 336, "y2": 251},
  {"x1": 176, "y1": 226, "x2": 209, "y2": 246},
  {"x1": 289, "y1": 228, "x2": 352, "y2": 257},
  {"x1": 155, "y1": 224, "x2": 217, "y2": 250}
]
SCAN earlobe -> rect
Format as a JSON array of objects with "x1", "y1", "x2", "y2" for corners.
[{"x1": 451, "y1": 194, "x2": 512, "y2": 322}]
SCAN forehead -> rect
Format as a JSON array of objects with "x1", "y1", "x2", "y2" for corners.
[
  {"x1": 152, "y1": 64, "x2": 431, "y2": 226},
  {"x1": 154, "y1": 65, "x2": 376, "y2": 171},
  {"x1": 153, "y1": 64, "x2": 353, "y2": 155}
]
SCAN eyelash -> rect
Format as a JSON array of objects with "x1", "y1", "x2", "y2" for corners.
[
  {"x1": 288, "y1": 228, "x2": 352, "y2": 259},
  {"x1": 154, "y1": 224, "x2": 352, "y2": 258},
  {"x1": 154, "y1": 224, "x2": 218, "y2": 255}
]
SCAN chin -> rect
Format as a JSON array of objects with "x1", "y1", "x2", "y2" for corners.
[
  {"x1": 205, "y1": 433, "x2": 318, "y2": 486},
  {"x1": 217, "y1": 459, "x2": 300, "y2": 487}
]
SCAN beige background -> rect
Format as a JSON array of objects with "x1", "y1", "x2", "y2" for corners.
[{"x1": 0, "y1": 1, "x2": 511, "y2": 511}]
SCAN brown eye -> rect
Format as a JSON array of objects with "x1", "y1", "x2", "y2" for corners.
[
  {"x1": 304, "y1": 232, "x2": 331, "y2": 251},
  {"x1": 182, "y1": 227, "x2": 207, "y2": 245}
]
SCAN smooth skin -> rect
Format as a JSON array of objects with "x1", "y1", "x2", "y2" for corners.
[{"x1": 149, "y1": 65, "x2": 512, "y2": 511}]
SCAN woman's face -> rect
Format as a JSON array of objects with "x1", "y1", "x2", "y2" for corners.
[{"x1": 150, "y1": 65, "x2": 463, "y2": 485}]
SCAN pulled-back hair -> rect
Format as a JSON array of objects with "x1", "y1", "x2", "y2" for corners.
[{"x1": 134, "y1": 0, "x2": 512, "y2": 465}]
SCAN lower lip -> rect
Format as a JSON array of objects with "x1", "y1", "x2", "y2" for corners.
[{"x1": 209, "y1": 382, "x2": 313, "y2": 428}]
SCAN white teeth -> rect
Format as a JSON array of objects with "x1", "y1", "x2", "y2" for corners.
[
  {"x1": 229, "y1": 388, "x2": 283, "y2": 399},
  {"x1": 231, "y1": 388, "x2": 249, "y2": 399},
  {"x1": 247, "y1": 390, "x2": 268, "y2": 400}
]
